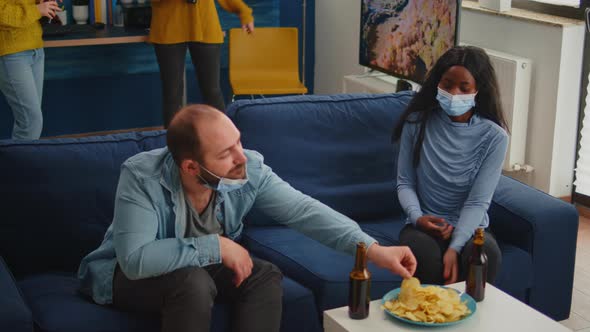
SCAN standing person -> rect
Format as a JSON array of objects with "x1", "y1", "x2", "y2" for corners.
[
  {"x1": 0, "y1": 0, "x2": 61, "y2": 139},
  {"x1": 393, "y1": 46, "x2": 509, "y2": 285},
  {"x1": 150, "y1": 0, "x2": 254, "y2": 127}
]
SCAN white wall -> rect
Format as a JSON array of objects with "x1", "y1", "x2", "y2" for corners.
[
  {"x1": 314, "y1": 0, "x2": 365, "y2": 94},
  {"x1": 551, "y1": 25, "x2": 586, "y2": 195},
  {"x1": 314, "y1": 1, "x2": 585, "y2": 196}
]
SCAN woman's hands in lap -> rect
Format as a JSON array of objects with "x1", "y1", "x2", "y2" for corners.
[{"x1": 416, "y1": 215, "x2": 454, "y2": 240}]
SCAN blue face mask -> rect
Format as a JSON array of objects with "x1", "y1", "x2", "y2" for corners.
[
  {"x1": 198, "y1": 165, "x2": 248, "y2": 193},
  {"x1": 436, "y1": 87, "x2": 477, "y2": 117}
]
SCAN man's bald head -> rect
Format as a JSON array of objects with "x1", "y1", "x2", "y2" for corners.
[{"x1": 166, "y1": 104, "x2": 226, "y2": 166}]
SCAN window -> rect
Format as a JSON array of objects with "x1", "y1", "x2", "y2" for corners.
[
  {"x1": 528, "y1": 0, "x2": 580, "y2": 7},
  {"x1": 511, "y1": 0, "x2": 586, "y2": 18},
  {"x1": 575, "y1": 72, "x2": 590, "y2": 196},
  {"x1": 572, "y1": 8, "x2": 590, "y2": 202}
]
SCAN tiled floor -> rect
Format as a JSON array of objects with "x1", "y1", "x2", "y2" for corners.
[{"x1": 560, "y1": 214, "x2": 590, "y2": 331}]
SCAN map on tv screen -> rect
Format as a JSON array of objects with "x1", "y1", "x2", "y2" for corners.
[{"x1": 359, "y1": 0, "x2": 459, "y2": 83}]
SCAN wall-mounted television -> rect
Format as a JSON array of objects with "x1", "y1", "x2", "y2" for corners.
[{"x1": 359, "y1": 0, "x2": 461, "y2": 84}]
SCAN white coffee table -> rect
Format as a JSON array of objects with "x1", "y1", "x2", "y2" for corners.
[{"x1": 324, "y1": 282, "x2": 571, "y2": 332}]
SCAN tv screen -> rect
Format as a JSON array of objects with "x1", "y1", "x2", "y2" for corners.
[{"x1": 359, "y1": 0, "x2": 460, "y2": 84}]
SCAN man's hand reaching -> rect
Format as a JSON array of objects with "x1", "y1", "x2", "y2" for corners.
[{"x1": 366, "y1": 244, "x2": 417, "y2": 279}]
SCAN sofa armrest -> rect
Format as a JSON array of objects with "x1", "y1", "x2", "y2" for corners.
[
  {"x1": 0, "y1": 256, "x2": 33, "y2": 332},
  {"x1": 489, "y1": 176, "x2": 578, "y2": 321}
]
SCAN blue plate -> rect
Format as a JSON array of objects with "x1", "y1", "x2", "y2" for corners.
[{"x1": 381, "y1": 285, "x2": 477, "y2": 327}]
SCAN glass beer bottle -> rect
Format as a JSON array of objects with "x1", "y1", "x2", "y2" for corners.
[
  {"x1": 348, "y1": 242, "x2": 371, "y2": 319},
  {"x1": 466, "y1": 228, "x2": 487, "y2": 302}
]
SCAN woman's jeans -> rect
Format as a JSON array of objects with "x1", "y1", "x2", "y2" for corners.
[{"x1": 0, "y1": 48, "x2": 44, "y2": 139}]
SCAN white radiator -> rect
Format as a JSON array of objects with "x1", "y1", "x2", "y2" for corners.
[{"x1": 484, "y1": 48, "x2": 533, "y2": 172}]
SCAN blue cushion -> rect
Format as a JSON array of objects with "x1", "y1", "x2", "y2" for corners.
[
  {"x1": 358, "y1": 218, "x2": 406, "y2": 246},
  {"x1": 18, "y1": 273, "x2": 164, "y2": 332},
  {"x1": 0, "y1": 131, "x2": 167, "y2": 277},
  {"x1": 228, "y1": 92, "x2": 414, "y2": 224},
  {"x1": 494, "y1": 243, "x2": 534, "y2": 302},
  {"x1": 280, "y1": 277, "x2": 322, "y2": 332},
  {"x1": 0, "y1": 256, "x2": 33, "y2": 332},
  {"x1": 358, "y1": 221, "x2": 533, "y2": 298},
  {"x1": 242, "y1": 226, "x2": 403, "y2": 311},
  {"x1": 244, "y1": 222, "x2": 533, "y2": 311},
  {"x1": 17, "y1": 273, "x2": 319, "y2": 332},
  {"x1": 490, "y1": 176, "x2": 577, "y2": 321}
]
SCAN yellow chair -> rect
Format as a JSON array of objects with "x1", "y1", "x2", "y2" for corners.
[{"x1": 229, "y1": 27, "x2": 308, "y2": 100}]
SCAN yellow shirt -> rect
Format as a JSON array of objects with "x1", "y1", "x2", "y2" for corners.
[
  {"x1": 0, "y1": 0, "x2": 43, "y2": 57},
  {"x1": 149, "y1": 0, "x2": 253, "y2": 44}
]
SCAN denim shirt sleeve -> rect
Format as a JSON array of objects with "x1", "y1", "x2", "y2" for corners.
[
  {"x1": 449, "y1": 132, "x2": 509, "y2": 252},
  {"x1": 252, "y1": 163, "x2": 377, "y2": 256},
  {"x1": 396, "y1": 121, "x2": 424, "y2": 225},
  {"x1": 112, "y1": 164, "x2": 221, "y2": 280}
]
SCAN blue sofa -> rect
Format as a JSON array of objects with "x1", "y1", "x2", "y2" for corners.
[{"x1": 0, "y1": 91, "x2": 578, "y2": 332}]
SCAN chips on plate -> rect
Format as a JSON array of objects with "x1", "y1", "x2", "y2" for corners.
[{"x1": 382, "y1": 277, "x2": 471, "y2": 324}]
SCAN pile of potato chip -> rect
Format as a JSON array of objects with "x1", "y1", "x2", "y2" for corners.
[{"x1": 382, "y1": 277, "x2": 471, "y2": 324}]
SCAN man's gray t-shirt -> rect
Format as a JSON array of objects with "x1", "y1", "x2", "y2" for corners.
[{"x1": 185, "y1": 193, "x2": 223, "y2": 237}]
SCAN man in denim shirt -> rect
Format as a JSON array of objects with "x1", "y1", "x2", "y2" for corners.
[{"x1": 78, "y1": 105, "x2": 417, "y2": 332}]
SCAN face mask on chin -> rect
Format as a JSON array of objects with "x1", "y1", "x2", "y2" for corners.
[
  {"x1": 197, "y1": 164, "x2": 248, "y2": 193},
  {"x1": 436, "y1": 87, "x2": 477, "y2": 117}
]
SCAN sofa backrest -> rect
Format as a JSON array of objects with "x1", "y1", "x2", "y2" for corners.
[
  {"x1": 0, "y1": 92, "x2": 414, "y2": 276},
  {"x1": 227, "y1": 91, "x2": 414, "y2": 224},
  {"x1": 0, "y1": 131, "x2": 167, "y2": 277}
]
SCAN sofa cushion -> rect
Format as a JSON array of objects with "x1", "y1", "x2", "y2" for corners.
[
  {"x1": 279, "y1": 277, "x2": 322, "y2": 332},
  {"x1": 0, "y1": 256, "x2": 33, "y2": 332},
  {"x1": 18, "y1": 273, "x2": 161, "y2": 332},
  {"x1": 357, "y1": 220, "x2": 533, "y2": 300},
  {"x1": 357, "y1": 222, "x2": 534, "y2": 301},
  {"x1": 228, "y1": 92, "x2": 414, "y2": 225},
  {"x1": 358, "y1": 218, "x2": 406, "y2": 246},
  {"x1": 494, "y1": 243, "x2": 534, "y2": 302},
  {"x1": 243, "y1": 223, "x2": 534, "y2": 312},
  {"x1": 242, "y1": 225, "x2": 404, "y2": 311},
  {"x1": 17, "y1": 273, "x2": 319, "y2": 332},
  {"x1": 0, "y1": 131, "x2": 167, "y2": 277}
]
